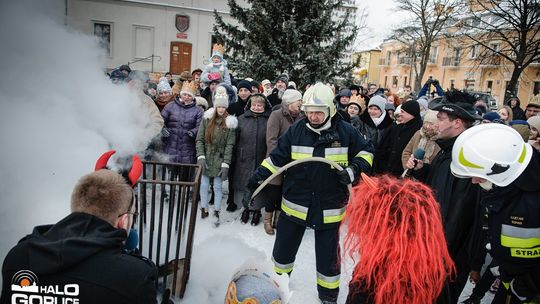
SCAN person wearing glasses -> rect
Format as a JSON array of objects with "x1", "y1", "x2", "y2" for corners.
[{"x1": 1, "y1": 169, "x2": 157, "y2": 303}]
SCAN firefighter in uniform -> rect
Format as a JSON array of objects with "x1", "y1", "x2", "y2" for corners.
[
  {"x1": 245, "y1": 83, "x2": 374, "y2": 304},
  {"x1": 450, "y1": 123, "x2": 540, "y2": 303}
]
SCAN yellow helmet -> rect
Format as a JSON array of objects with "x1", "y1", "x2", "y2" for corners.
[{"x1": 301, "y1": 82, "x2": 336, "y2": 119}]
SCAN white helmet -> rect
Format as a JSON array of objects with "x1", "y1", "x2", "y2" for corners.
[
  {"x1": 301, "y1": 82, "x2": 336, "y2": 119},
  {"x1": 450, "y1": 123, "x2": 533, "y2": 187}
]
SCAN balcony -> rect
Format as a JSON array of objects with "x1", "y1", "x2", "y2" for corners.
[
  {"x1": 398, "y1": 57, "x2": 411, "y2": 65},
  {"x1": 379, "y1": 58, "x2": 389, "y2": 66},
  {"x1": 442, "y1": 57, "x2": 460, "y2": 67},
  {"x1": 480, "y1": 54, "x2": 502, "y2": 66}
]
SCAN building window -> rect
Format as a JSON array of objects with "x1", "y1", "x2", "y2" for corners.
[
  {"x1": 486, "y1": 80, "x2": 493, "y2": 93},
  {"x1": 428, "y1": 46, "x2": 438, "y2": 64},
  {"x1": 465, "y1": 79, "x2": 475, "y2": 90},
  {"x1": 450, "y1": 79, "x2": 455, "y2": 89},
  {"x1": 392, "y1": 76, "x2": 398, "y2": 87},
  {"x1": 93, "y1": 21, "x2": 112, "y2": 57},
  {"x1": 469, "y1": 44, "x2": 479, "y2": 59},
  {"x1": 384, "y1": 76, "x2": 388, "y2": 88},
  {"x1": 489, "y1": 42, "x2": 501, "y2": 54},
  {"x1": 534, "y1": 81, "x2": 540, "y2": 95},
  {"x1": 133, "y1": 25, "x2": 154, "y2": 59},
  {"x1": 404, "y1": 76, "x2": 408, "y2": 86}
]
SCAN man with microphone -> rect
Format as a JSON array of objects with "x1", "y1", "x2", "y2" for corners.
[{"x1": 405, "y1": 90, "x2": 482, "y2": 303}]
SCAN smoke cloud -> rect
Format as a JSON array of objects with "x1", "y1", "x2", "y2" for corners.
[{"x1": 0, "y1": 0, "x2": 160, "y2": 280}]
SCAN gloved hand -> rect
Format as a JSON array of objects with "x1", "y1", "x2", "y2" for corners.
[
  {"x1": 432, "y1": 79, "x2": 440, "y2": 86},
  {"x1": 218, "y1": 167, "x2": 229, "y2": 181},
  {"x1": 337, "y1": 167, "x2": 355, "y2": 186},
  {"x1": 197, "y1": 158, "x2": 207, "y2": 175},
  {"x1": 208, "y1": 72, "x2": 221, "y2": 81},
  {"x1": 242, "y1": 181, "x2": 258, "y2": 207},
  {"x1": 161, "y1": 127, "x2": 170, "y2": 138},
  {"x1": 510, "y1": 278, "x2": 532, "y2": 302},
  {"x1": 424, "y1": 79, "x2": 433, "y2": 86},
  {"x1": 186, "y1": 130, "x2": 196, "y2": 139}
]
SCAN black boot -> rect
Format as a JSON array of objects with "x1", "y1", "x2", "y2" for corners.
[
  {"x1": 226, "y1": 201, "x2": 237, "y2": 212},
  {"x1": 251, "y1": 210, "x2": 262, "y2": 226},
  {"x1": 240, "y1": 208, "x2": 250, "y2": 224}
]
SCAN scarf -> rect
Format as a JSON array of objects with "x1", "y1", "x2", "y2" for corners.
[
  {"x1": 370, "y1": 110, "x2": 386, "y2": 127},
  {"x1": 154, "y1": 93, "x2": 176, "y2": 112}
]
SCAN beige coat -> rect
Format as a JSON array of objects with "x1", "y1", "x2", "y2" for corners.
[
  {"x1": 138, "y1": 92, "x2": 164, "y2": 139},
  {"x1": 401, "y1": 129, "x2": 441, "y2": 170},
  {"x1": 266, "y1": 105, "x2": 301, "y2": 185}
]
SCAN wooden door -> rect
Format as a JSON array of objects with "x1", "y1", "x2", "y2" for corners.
[{"x1": 170, "y1": 42, "x2": 192, "y2": 75}]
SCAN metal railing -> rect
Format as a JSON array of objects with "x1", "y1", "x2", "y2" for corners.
[
  {"x1": 442, "y1": 57, "x2": 460, "y2": 66},
  {"x1": 135, "y1": 161, "x2": 201, "y2": 299}
]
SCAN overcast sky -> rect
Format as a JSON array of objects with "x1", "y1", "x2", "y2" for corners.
[{"x1": 357, "y1": 0, "x2": 402, "y2": 50}]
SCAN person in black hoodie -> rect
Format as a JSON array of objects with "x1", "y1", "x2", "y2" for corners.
[
  {"x1": 507, "y1": 97, "x2": 526, "y2": 120},
  {"x1": 375, "y1": 100, "x2": 423, "y2": 176},
  {"x1": 406, "y1": 90, "x2": 483, "y2": 303},
  {"x1": 1, "y1": 169, "x2": 157, "y2": 304}
]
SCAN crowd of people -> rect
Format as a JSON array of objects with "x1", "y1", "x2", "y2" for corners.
[{"x1": 2, "y1": 42, "x2": 539, "y2": 304}]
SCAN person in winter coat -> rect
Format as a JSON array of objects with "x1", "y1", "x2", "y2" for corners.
[
  {"x1": 233, "y1": 94, "x2": 272, "y2": 226},
  {"x1": 154, "y1": 77, "x2": 176, "y2": 112},
  {"x1": 375, "y1": 100, "x2": 422, "y2": 176},
  {"x1": 406, "y1": 90, "x2": 482, "y2": 303},
  {"x1": 196, "y1": 86, "x2": 237, "y2": 223},
  {"x1": 126, "y1": 71, "x2": 164, "y2": 142},
  {"x1": 267, "y1": 74, "x2": 288, "y2": 107},
  {"x1": 352, "y1": 95, "x2": 393, "y2": 152},
  {"x1": 263, "y1": 89, "x2": 303, "y2": 235},
  {"x1": 401, "y1": 110, "x2": 441, "y2": 170},
  {"x1": 161, "y1": 81, "x2": 203, "y2": 165},
  {"x1": 200, "y1": 44, "x2": 231, "y2": 86},
  {"x1": 246, "y1": 83, "x2": 374, "y2": 304},
  {"x1": 450, "y1": 123, "x2": 540, "y2": 304},
  {"x1": 228, "y1": 80, "x2": 252, "y2": 117},
  {"x1": 1, "y1": 169, "x2": 157, "y2": 304},
  {"x1": 507, "y1": 97, "x2": 526, "y2": 121}
]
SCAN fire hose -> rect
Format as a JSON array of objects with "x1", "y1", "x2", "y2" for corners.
[{"x1": 250, "y1": 157, "x2": 353, "y2": 202}]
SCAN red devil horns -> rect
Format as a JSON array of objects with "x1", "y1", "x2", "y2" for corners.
[
  {"x1": 360, "y1": 172, "x2": 377, "y2": 189},
  {"x1": 94, "y1": 150, "x2": 142, "y2": 187}
]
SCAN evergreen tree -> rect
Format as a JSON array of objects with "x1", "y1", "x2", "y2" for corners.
[{"x1": 213, "y1": 0, "x2": 357, "y2": 87}]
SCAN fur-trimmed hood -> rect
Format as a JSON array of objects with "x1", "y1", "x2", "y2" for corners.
[{"x1": 203, "y1": 107, "x2": 238, "y2": 129}]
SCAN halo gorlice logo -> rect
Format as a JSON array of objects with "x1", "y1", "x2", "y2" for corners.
[{"x1": 10, "y1": 270, "x2": 80, "y2": 303}]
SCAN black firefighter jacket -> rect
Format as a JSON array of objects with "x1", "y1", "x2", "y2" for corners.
[
  {"x1": 1, "y1": 212, "x2": 157, "y2": 304},
  {"x1": 478, "y1": 150, "x2": 540, "y2": 300},
  {"x1": 413, "y1": 136, "x2": 480, "y2": 258},
  {"x1": 250, "y1": 115, "x2": 374, "y2": 230}
]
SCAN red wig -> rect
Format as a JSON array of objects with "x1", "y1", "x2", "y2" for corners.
[{"x1": 342, "y1": 174, "x2": 455, "y2": 304}]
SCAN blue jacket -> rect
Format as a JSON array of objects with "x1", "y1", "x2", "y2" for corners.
[{"x1": 251, "y1": 115, "x2": 374, "y2": 230}]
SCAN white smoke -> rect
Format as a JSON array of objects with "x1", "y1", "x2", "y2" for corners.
[{"x1": 0, "y1": 0, "x2": 159, "y2": 280}]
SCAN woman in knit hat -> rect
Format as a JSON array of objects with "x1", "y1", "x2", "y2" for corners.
[
  {"x1": 196, "y1": 86, "x2": 238, "y2": 224},
  {"x1": 401, "y1": 110, "x2": 441, "y2": 170},
  {"x1": 154, "y1": 77, "x2": 175, "y2": 112},
  {"x1": 352, "y1": 95, "x2": 393, "y2": 151}
]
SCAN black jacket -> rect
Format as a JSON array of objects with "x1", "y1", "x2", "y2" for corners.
[
  {"x1": 267, "y1": 88, "x2": 282, "y2": 108},
  {"x1": 352, "y1": 110, "x2": 393, "y2": 150},
  {"x1": 227, "y1": 97, "x2": 249, "y2": 117},
  {"x1": 1, "y1": 212, "x2": 157, "y2": 304},
  {"x1": 413, "y1": 136, "x2": 479, "y2": 257},
  {"x1": 250, "y1": 115, "x2": 374, "y2": 230},
  {"x1": 375, "y1": 117, "x2": 422, "y2": 176},
  {"x1": 479, "y1": 150, "x2": 540, "y2": 299}
]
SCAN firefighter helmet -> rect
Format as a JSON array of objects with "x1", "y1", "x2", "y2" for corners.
[{"x1": 450, "y1": 124, "x2": 533, "y2": 187}]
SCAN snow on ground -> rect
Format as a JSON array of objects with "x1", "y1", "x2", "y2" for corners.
[{"x1": 179, "y1": 204, "x2": 353, "y2": 304}]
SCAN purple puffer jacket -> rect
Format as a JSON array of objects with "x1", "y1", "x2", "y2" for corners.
[{"x1": 161, "y1": 98, "x2": 203, "y2": 164}]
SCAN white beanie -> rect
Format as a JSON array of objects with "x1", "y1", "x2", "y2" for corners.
[
  {"x1": 423, "y1": 109, "x2": 438, "y2": 124},
  {"x1": 528, "y1": 115, "x2": 540, "y2": 132},
  {"x1": 368, "y1": 95, "x2": 387, "y2": 112},
  {"x1": 262, "y1": 79, "x2": 271, "y2": 86},
  {"x1": 281, "y1": 89, "x2": 302, "y2": 105},
  {"x1": 213, "y1": 86, "x2": 229, "y2": 108},
  {"x1": 157, "y1": 77, "x2": 172, "y2": 92}
]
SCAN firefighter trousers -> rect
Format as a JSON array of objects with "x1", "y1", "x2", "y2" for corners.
[{"x1": 272, "y1": 214, "x2": 340, "y2": 302}]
